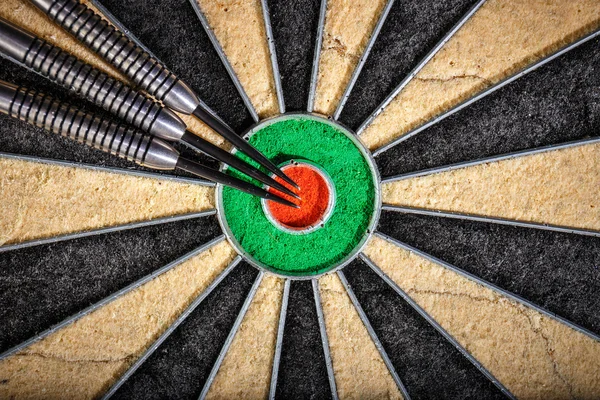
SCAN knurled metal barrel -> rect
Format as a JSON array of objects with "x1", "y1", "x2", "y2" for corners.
[
  {"x1": 0, "y1": 80, "x2": 179, "y2": 170},
  {"x1": 27, "y1": 0, "x2": 200, "y2": 114},
  {"x1": 0, "y1": 16, "x2": 187, "y2": 142}
]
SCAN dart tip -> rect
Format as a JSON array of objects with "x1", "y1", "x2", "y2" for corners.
[
  {"x1": 267, "y1": 194, "x2": 300, "y2": 208},
  {"x1": 271, "y1": 183, "x2": 301, "y2": 200},
  {"x1": 271, "y1": 165, "x2": 300, "y2": 190},
  {"x1": 282, "y1": 174, "x2": 301, "y2": 190}
]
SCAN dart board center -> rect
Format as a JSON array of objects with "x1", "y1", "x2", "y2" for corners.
[
  {"x1": 217, "y1": 114, "x2": 380, "y2": 278},
  {"x1": 263, "y1": 161, "x2": 335, "y2": 233}
]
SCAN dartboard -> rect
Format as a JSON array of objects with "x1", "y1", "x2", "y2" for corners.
[{"x1": 1, "y1": 0, "x2": 599, "y2": 398}]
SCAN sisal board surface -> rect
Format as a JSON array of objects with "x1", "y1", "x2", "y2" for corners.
[
  {"x1": 338, "y1": 0, "x2": 479, "y2": 130},
  {"x1": 318, "y1": 273, "x2": 403, "y2": 400},
  {"x1": 206, "y1": 274, "x2": 284, "y2": 399},
  {"x1": 360, "y1": 0, "x2": 600, "y2": 150},
  {"x1": 195, "y1": 0, "x2": 280, "y2": 118},
  {"x1": 0, "y1": 240, "x2": 236, "y2": 399},
  {"x1": 0, "y1": 216, "x2": 222, "y2": 355},
  {"x1": 0, "y1": 158, "x2": 214, "y2": 246},
  {"x1": 267, "y1": 0, "x2": 320, "y2": 112},
  {"x1": 375, "y1": 34, "x2": 600, "y2": 178},
  {"x1": 110, "y1": 262, "x2": 259, "y2": 399},
  {"x1": 275, "y1": 279, "x2": 333, "y2": 399},
  {"x1": 382, "y1": 142, "x2": 600, "y2": 232},
  {"x1": 343, "y1": 259, "x2": 506, "y2": 399},
  {"x1": 313, "y1": 0, "x2": 387, "y2": 116},
  {"x1": 378, "y1": 211, "x2": 600, "y2": 336},
  {"x1": 365, "y1": 236, "x2": 600, "y2": 400}
]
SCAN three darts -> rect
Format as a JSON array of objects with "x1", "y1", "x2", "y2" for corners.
[{"x1": 0, "y1": 0, "x2": 300, "y2": 207}]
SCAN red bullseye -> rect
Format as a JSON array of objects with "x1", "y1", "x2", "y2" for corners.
[{"x1": 264, "y1": 162, "x2": 334, "y2": 232}]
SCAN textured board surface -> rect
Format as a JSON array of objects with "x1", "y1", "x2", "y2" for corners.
[
  {"x1": 0, "y1": 239, "x2": 234, "y2": 399},
  {"x1": 339, "y1": 0, "x2": 479, "y2": 129},
  {"x1": 312, "y1": 0, "x2": 387, "y2": 115},
  {"x1": 360, "y1": 0, "x2": 600, "y2": 150},
  {"x1": 344, "y1": 259, "x2": 506, "y2": 400},
  {"x1": 375, "y1": 34, "x2": 600, "y2": 177},
  {"x1": 0, "y1": 217, "x2": 222, "y2": 355},
  {"x1": 382, "y1": 142, "x2": 600, "y2": 231},
  {"x1": 0, "y1": 158, "x2": 214, "y2": 245},
  {"x1": 195, "y1": 0, "x2": 280, "y2": 118},
  {"x1": 1, "y1": 0, "x2": 600, "y2": 397},
  {"x1": 318, "y1": 273, "x2": 404, "y2": 399},
  {"x1": 378, "y1": 211, "x2": 600, "y2": 336},
  {"x1": 365, "y1": 236, "x2": 600, "y2": 400}
]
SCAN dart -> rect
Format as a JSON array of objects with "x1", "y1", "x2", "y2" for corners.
[
  {"x1": 25, "y1": 0, "x2": 299, "y2": 189},
  {"x1": 0, "y1": 17, "x2": 299, "y2": 200},
  {"x1": 0, "y1": 79, "x2": 299, "y2": 208}
]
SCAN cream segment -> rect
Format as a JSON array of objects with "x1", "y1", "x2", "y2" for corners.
[
  {"x1": 206, "y1": 274, "x2": 284, "y2": 399},
  {"x1": 0, "y1": 240, "x2": 236, "y2": 400},
  {"x1": 313, "y1": 0, "x2": 387, "y2": 116},
  {"x1": 0, "y1": 158, "x2": 215, "y2": 246},
  {"x1": 360, "y1": 0, "x2": 600, "y2": 150},
  {"x1": 1, "y1": 0, "x2": 223, "y2": 146},
  {"x1": 195, "y1": 0, "x2": 280, "y2": 118},
  {"x1": 383, "y1": 143, "x2": 600, "y2": 232},
  {"x1": 318, "y1": 273, "x2": 403, "y2": 400},
  {"x1": 364, "y1": 236, "x2": 600, "y2": 400}
]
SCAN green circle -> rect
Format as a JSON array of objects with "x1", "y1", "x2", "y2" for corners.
[{"x1": 218, "y1": 114, "x2": 379, "y2": 277}]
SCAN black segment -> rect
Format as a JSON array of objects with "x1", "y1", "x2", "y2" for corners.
[
  {"x1": 112, "y1": 262, "x2": 258, "y2": 400},
  {"x1": 339, "y1": 0, "x2": 479, "y2": 130},
  {"x1": 267, "y1": 0, "x2": 321, "y2": 111},
  {"x1": 376, "y1": 35, "x2": 600, "y2": 177},
  {"x1": 96, "y1": 0, "x2": 253, "y2": 131},
  {"x1": 0, "y1": 216, "x2": 221, "y2": 354},
  {"x1": 344, "y1": 259, "x2": 507, "y2": 400},
  {"x1": 378, "y1": 211, "x2": 600, "y2": 335},
  {"x1": 275, "y1": 280, "x2": 332, "y2": 400}
]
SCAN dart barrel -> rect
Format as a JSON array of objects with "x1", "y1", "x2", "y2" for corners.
[
  {"x1": 0, "y1": 17, "x2": 188, "y2": 142},
  {"x1": 27, "y1": 0, "x2": 200, "y2": 114},
  {"x1": 0, "y1": 80, "x2": 179, "y2": 170}
]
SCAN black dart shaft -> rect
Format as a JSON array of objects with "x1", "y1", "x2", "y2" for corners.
[
  {"x1": 26, "y1": 0, "x2": 297, "y2": 187},
  {"x1": 192, "y1": 106, "x2": 300, "y2": 189},
  {"x1": 181, "y1": 131, "x2": 299, "y2": 199},
  {"x1": 176, "y1": 158, "x2": 299, "y2": 208}
]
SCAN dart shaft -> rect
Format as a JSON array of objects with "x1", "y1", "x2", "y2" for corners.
[
  {"x1": 0, "y1": 16, "x2": 187, "y2": 142},
  {"x1": 176, "y1": 157, "x2": 299, "y2": 208},
  {"x1": 0, "y1": 79, "x2": 178, "y2": 170},
  {"x1": 27, "y1": 0, "x2": 200, "y2": 114}
]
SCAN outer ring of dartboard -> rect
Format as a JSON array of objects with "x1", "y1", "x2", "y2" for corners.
[
  {"x1": 215, "y1": 113, "x2": 382, "y2": 280},
  {"x1": 260, "y1": 159, "x2": 337, "y2": 235}
]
